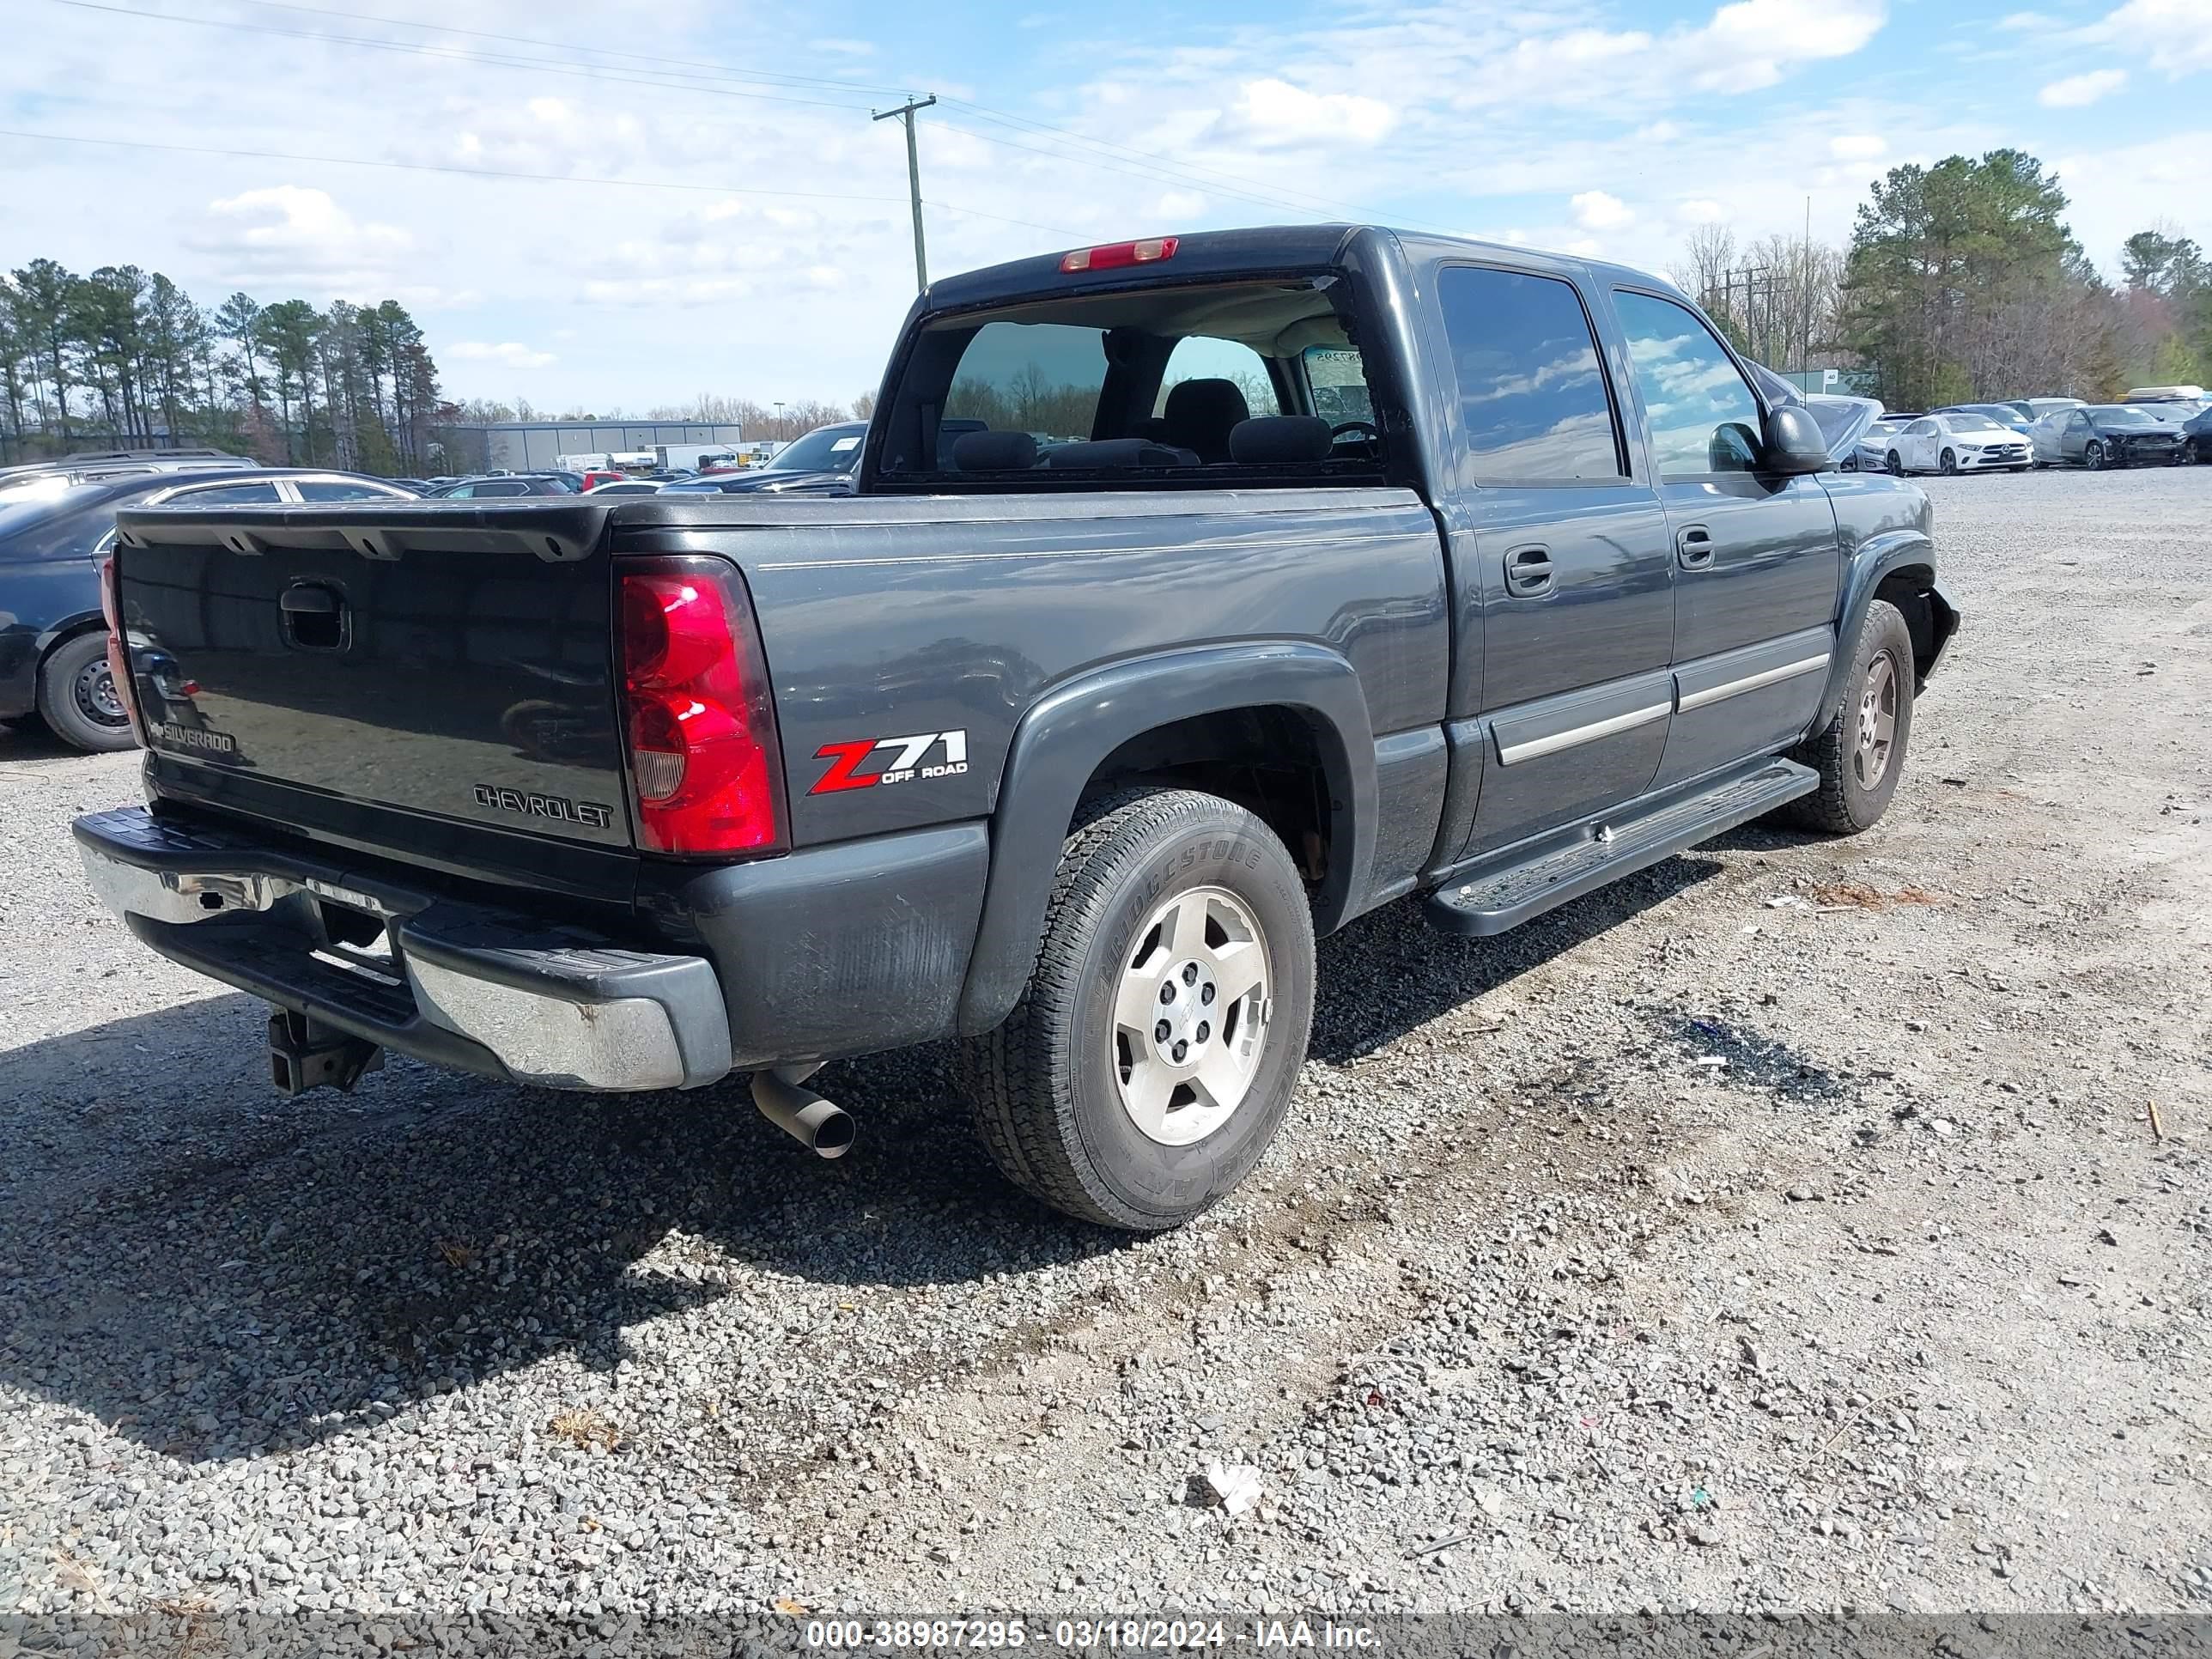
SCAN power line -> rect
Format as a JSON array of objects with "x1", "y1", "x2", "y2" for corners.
[
  {"x1": 0, "y1": 126, "x2": 1084, "y2": 234},
  {"x1": 44, "y1": 0, "x2": 885, "y2": 112},
  {"x1": 223, "y1": 0, "x2": 911, "y2": 100},
  {"x1": 43, "y1": 0, "x2": 1431, "y2": 235},
  {"x1": 936, "y1": 100, "x2": 1449, "y2": 232}
]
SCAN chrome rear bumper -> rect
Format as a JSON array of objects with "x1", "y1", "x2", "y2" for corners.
[{"x1": 73, "y1": 806, "x2": 732, "y2": 1092}]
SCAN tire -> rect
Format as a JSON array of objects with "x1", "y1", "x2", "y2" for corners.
[
  {"x1": 34, "y1": 631, "x2": 137, "y2": 754},
  {"x1": 957, "y1": 787, "x2": 1316, "y2": 1231},
  {"x1": 1777, "y1": 599, "x2": 1915, "y2": 836},
  {"x1": 2084, "y1": 441, "x2": 2106, "y2": 471},
  {"x1": 1886, "y1": 451, "x2": 1904, "y2": 476},
  {"x1": 1939, "y1": 448, "x2": 1957, "y2": 476}
]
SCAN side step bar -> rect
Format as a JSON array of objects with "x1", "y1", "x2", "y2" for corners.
[{"x1": 1422, "y1": 758, "x2": 1818, "y2": 938}]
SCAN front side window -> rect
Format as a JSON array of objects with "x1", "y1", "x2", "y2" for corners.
[
  {"x1": 1437, "y1": 266, "x2": 1624, "y2": 483},
  {"x1": 1613, "y1": 289, "x2": 1764, "y2": 477},
  {"x1": 295, "y1": 480, "x2": 401, "y2": 501},
  {"x1": 168, "y1": 482, "x2": 282, "y2": 504}
]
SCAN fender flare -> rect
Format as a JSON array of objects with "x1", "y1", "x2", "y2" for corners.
[
  {"x1": 1812, "y1": 531, "x2": 1957, "y2": 720},
  {"x1": 33, "y1": 609, "x2": 107, "y2": 657},
  {"x1": 955, "y1": 641, "x2": 1376, "y2": 1036}
]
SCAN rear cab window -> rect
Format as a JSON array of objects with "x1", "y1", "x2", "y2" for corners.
[{"x1": 875, "y1": 275, "x2": 1386, "y2": 489}]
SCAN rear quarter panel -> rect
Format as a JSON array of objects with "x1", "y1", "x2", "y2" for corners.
[{"x1": 618, "y1": 489, "x2": 1449, "y2": 847}]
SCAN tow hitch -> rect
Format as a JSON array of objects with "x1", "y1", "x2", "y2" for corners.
[{"x1": 267, "y1": 1010, "x2": 386, "y2": 1095}]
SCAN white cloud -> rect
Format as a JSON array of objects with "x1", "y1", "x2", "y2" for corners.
[
  {"x1": 1998, "y1": 8, "x2": 2057, "y2": 24},
  {"x1": 1829, "y1": 133, "x2": 1887, "y2": 160},
  {"x1": 2039, "y1": 67, "x2": 2128, "y2": 105},
  {"x1": 1571, "y1": 190, "x2": 1634, "y2": 229},
  {"x1": 1228, "y1": 77, "x2": 1396, "y2": 146},
  {"x1": 1156, "y1": 190, "x2": 1206, "y2": 219},
  {"x1": 2077, "y1": 0, "x2": 2212, "y2": 73},
  {"x1": 191, "y1": 185, "x2": 415, "y2": 294},
  {"x1": 1677, "y1": 198, "x2": 1729, "y2": 224},
  {"x1": 447, "y1": 341, "x2": 557, "y2": 369},
  {"x1": 1693, "y1": 0, "x2": 1887, "y2": 86}
]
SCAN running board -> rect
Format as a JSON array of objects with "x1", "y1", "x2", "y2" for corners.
[{"x1": 1422, "y1": 758, "x2": 1818, "y2": 938}]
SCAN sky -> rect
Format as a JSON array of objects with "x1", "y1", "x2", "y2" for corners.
[{"x1": 6, "y1": 0, "x2": 2207, "y2": 412}]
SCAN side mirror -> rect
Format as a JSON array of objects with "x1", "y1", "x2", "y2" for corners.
[{"x1": 1761, "y1": 404, "x2": 1832, "y2": 475}]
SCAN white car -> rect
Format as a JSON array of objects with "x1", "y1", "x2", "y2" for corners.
[
  {"x1": 1850, "y1": 418, "x2": 1906, "y2": 472},
  {"x1": 583, "y1": 479, "x2": 665, "y2": 495},
  {"x1": 2028, "y1": 411, "x2": 2073, "y2": 467},
  {"x1": 1880, "y1": 412, "x2": 2032, "y2": 475}
]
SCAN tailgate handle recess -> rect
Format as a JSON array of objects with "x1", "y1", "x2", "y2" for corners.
[{"x1": 279, "y1": 585, "x2": 341, "y2": 615}]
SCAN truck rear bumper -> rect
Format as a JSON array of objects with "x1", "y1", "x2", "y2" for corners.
[{"x1": 73, "y1": 805, "x2": 732, "y2": 1091}]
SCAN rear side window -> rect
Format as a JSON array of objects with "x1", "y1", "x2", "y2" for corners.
[
  {"x1": 1612, "y1": 289, "x2": 1764, "y2": 477},
  {"x1": 1437, "y1": 267, "x2": 1624, "y2": 483}
]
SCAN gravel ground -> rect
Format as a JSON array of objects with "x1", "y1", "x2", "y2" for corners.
[{"x1": 3, "y1": 465, "x2": 2208, "y2": 1643}]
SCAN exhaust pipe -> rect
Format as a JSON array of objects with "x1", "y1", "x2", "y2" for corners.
[{"x1": 750, "y1": 1064, "x2": 854, "y2": 1159}]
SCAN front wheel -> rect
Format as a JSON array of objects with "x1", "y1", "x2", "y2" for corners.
[
  {"x1": 2084, "y1": 441, "x2": 2106, "y2": 471},
  {"x1": 1939, "y1": 448, "x2": 1958, "y2": 476},
  {"x1": 1777, "y1": 599, "x2": 1915, "y2": 836},
  {"x1": 958, "y1": 788, "x2": 1316, "y2": 1231},
  {"x1": 35, "y1": 631, "x2": 137, "y2": 754},
  {"x1": 1887, "y1": 451, "x2": 1904, "y2": 476}
]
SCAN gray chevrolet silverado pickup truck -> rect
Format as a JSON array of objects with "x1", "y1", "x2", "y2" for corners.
[{"x1": 76, "y1": 224, "x2": 1957, "y2": 1230}]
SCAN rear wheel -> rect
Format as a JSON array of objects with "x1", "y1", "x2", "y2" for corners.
[
  {"x1": 1777, "y1": 599, "x2": 1914, "y2": 836},
  {"x1": 35, "y1": 632, "x2": 137, "y2": 754},
  {"x1": 958, "y1": 788, "x2": 1316, "y2": 1231}
]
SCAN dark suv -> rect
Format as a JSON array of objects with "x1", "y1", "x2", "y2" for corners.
[{"x1": 1, "y1": 467, "x2": 415, "y2": 750}]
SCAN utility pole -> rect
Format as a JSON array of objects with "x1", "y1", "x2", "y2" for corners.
[
  {"x1": 1802, "y1": 195, "x2": 1814, "y2": 379},
  {"x1": 773, "y1": 400, "x2": 785, "y2": 441},
  {"x1": 872, "y1": 94, "x2": 937, "y2": 295}
]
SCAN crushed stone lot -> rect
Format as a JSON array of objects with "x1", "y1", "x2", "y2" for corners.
[{"x1": 2, "y1": 466, "x2": 2208, "y2": 1640}]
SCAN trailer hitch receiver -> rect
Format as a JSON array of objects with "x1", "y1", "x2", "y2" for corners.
[{"x1": 267, "y1": 1010, "x2": 386, "y2": 1095}]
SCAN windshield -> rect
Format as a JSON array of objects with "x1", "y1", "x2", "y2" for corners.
[
  {"x1": 2093, "y1": 406, "x2": 2155, "y2": 425},
  {"x1": 768, "y1": 426, "x2": 865, "y2": 472},
  {"x1": 1946, "y1": 415, "x2": 2008, "y2": 434}
]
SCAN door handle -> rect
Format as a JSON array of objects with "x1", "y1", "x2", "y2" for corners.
[
  {"x1": 1675, "y1": 525, "x2": 1715, "y2": 569},
  {"x1": 1503, "y1": 544, "x2": 1553, "y2": 598}
]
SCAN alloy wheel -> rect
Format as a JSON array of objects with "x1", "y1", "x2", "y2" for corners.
[
  {"x1": 1853, "y1": 652, "x2": 1898, "y2": 791},
  {"x1": 1111, "y1": 884, "x2": 1272, "y2": 1147}
]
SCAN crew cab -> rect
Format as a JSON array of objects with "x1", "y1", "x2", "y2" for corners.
[{"x1": 76, "y1": 226, "x2": 1958, "y2": 1231}]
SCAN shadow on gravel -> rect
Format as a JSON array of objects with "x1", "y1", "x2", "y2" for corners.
[
  {"x1": 1309, "y1": 852, "x2": 1723, "y2": 1061},
  {"x1": 0, "y1": 720, "x2": 94, "y2": 763},
  {"x1": 0, "y1": 848, "x2": 1725, "y2": 1465}
]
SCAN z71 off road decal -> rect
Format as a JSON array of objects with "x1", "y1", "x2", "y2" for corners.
[{"x1": 810, "y1": 730, "x2": 969, "y2": 795}]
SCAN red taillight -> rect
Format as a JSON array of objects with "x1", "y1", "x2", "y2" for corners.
[
  {"x1": 1060, "y1": 235, "x2": 1179, "y2": 273},
  {"x1": 617, "y1": 558, "x2": 785, "y2": 855},
  {"x1": 98, "y1": 554, "x2": 148, "y2": 744}
]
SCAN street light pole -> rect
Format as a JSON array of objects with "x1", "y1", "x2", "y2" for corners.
[
  {"x1": 773, "y1": 401, "x2": 785, "y2": 441},
  {"x1": 872, "y1": 94, "x2": 937, "y2": 295}
]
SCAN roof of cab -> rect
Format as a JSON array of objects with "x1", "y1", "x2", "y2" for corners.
[{"x1": 918, "y1": 223, "x2": 1688, "y2": 314}]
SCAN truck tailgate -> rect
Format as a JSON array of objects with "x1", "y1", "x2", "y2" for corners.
[{"x1": 111, "y1": 501, "x2": 632, "y2": 854}]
